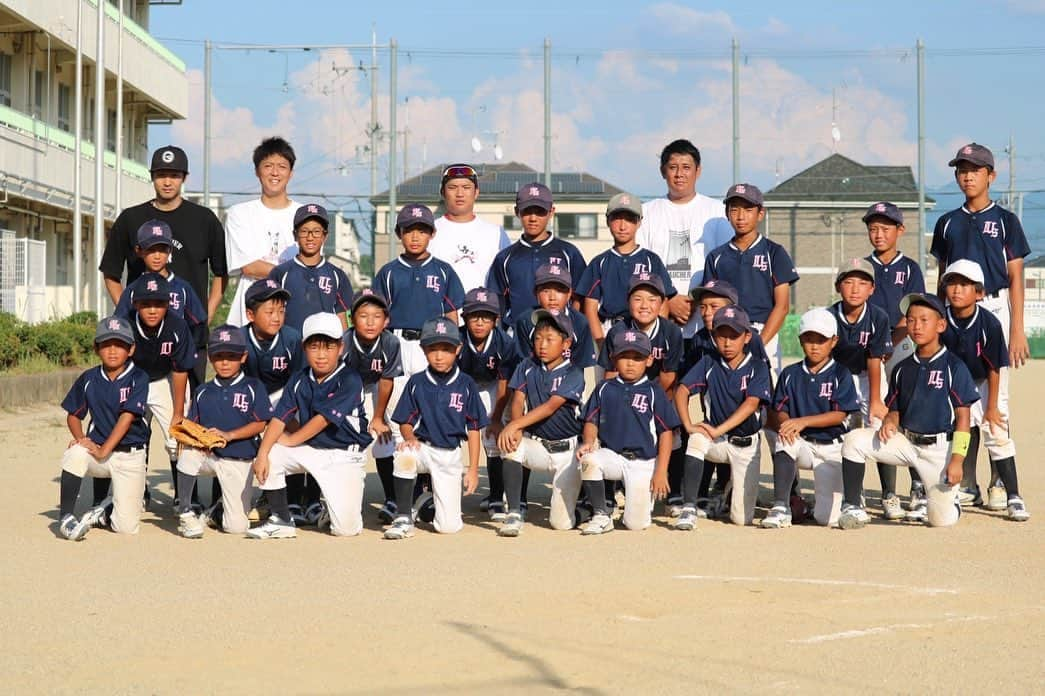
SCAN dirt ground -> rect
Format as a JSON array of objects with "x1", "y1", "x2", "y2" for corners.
[{"x1": 3, "y1": 364, "x2": 1044, "y2": 694}]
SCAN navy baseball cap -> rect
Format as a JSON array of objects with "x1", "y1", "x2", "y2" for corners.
[
  {"x1": 150, "y1": 145, "x2": 189, "y2": 173},
  {"x1": 245, "y1": 278, "x2": 291, "y2": 307},
  {"x1": 294, "y1": 203, "x2": 329, "y2": 229},
  {"x1": 136, "y1": 220, "x2": 174, "y2": 250},
  {"x1": 531, "y1": 308, "x2": 574, "y2": 337},
  {"x1": 462, "y1": 288, "x2": 501, "y2": 316},
  {"x1": 628, "y1": 271, "x2": 667, "y2": 298},
  {"x1": 208, "y1": 324, "x2": 247, "y2": 355},
  {"x1": 609, "y1": 327, "x2": 653, "y2": 358},
  {"x1": 724, "y1": 183, "x2": 763, "y2": 206},
  {"x1": 95, "y1": 315, "x2": 134, "y2": 346},
  {"x1": 690, "y1": 279, "x2": 739, "y2": 305},
  {"x1": 534, "y1": 263, "x2": 572, "y2": 290},
  {"x1": 350, "y1": 287, "x2": 389, "y2": 314},
  {"x1": 420, "y1": 317, "x2": 461, "y2": 347},
  {"x1": 134, "y1": 272, "x2": 170, "y2": 302},
  {"x1": 712, "y1": 305, "x2": 752, "y2": 333},
  {"x1": 948, "y1": 143, "x2": 995, "y2": 170},
  {"x1": 899, "y1": 293, "x2": 946, "y2": 318},
  {"x1": 516, "y1": 182, "x2": 553, "y2": 212},
  {"x1": 395, "y1": 203, "x2": 436, "y2": 233},
  {"x1": 862, "y1": 201, "x2": 904, "y2": 225}
]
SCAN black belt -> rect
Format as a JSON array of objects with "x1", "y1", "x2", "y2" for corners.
[
  {"x1": 620, "y1": 448, "x2": 642, "y2": 460},
  {"x1": 902, "y1": 429, "x2": 951, "y2": 446},
  {"x1": 220, "y1": 455, "x2": 254, "y2": 462},
  {"x1": 802, "y1": 434, "x2": 844, "y2": 445},
  {"x1": 396, "y1": 328, "x2": 422, "y2": 340},
  {"x1": 728, "y1": 435, "x2": 754, "y2": 447},
  {"x1": 985, "y1": 290, "x2": 1002, "y2": 299},
  {"x1": 113, "y1": 444, "x2": 146, "y2": 453},
  {"x1": 535, "y1": 437, "x2": 574, "y2": 453}
]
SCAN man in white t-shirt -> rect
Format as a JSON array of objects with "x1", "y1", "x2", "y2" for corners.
[
  {"x1": 428, "y1": 163, "x2": 511, "y2": 293},
  {"x1": 225, "y1": 137, "x2": 301, "y2": 326},
  {"x1": 637, "y1": 139, "x2": 733, "y2": 338}
]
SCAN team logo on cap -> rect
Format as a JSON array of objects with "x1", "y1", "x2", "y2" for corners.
[
  {"x1": 724, "y1": 308, "x2": 735, "y2": 318},
  {"x1": 435, "y1": 322, "x2": 447, "y2": 334},
  {"x1": 620, "y1": 195, "x2": 631, "y2": 204},
  {"x1": 735, "y1": 184, "x2": 746, "y2": 193},
  {"x1": 637, "y1": 272, "x2": 651, "y2": 281},
  {"x1": 411, "y1": 207, "x2": 423, "y2": 218},
  {"x1": 161, "y1": 150, "x2": 174, "y2": 163},
  {"x1": 549, "y1": 266, "x2": 562, "y2": 275},
  {"x1": 146, "y1": 280, "x2": 158, "y2": 291},
  {"x1": 875, "y1": 203, "x2": 886, "y2": 212},
  {"x1": 108, "y1": 319, "x2": 121, "y2": 330},
  {"x1": 152, "y1": 226, "x2": 164, "y2": 236},
  {"x1": 624, "y1": 331, "x2": 638, "y2": 343},
  {"x1": 307, "y1": 204, "x2": 319, "y2": 214},
  {"x1": 962, "y1": 146, "x2": 973, "y2": 154},
  {"x1": 361, "y1": 288, "x2": 374, "y2": 296},
  {"x1": 706, "y1": 280, "x2": 718, "y2": 287},
  {"x1": 476, "y1": 291, "x2": 488, "y2": 302},
  {"x1": 265, "y1": 280, "x2": 278, "y2": 289},
  {"x1": 529, "y1": 186, "x2": 540, "y2": 196},
  {"x1": 219, "y1": 330, "x2": 231, "y2": 342}
]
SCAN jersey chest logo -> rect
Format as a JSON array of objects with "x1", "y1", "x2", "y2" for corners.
[
  {"x1": 631, "y1": 262, "x2": 651, "y2": 275},
  {"x1": 858, "y1": 331, "x2": 870, "y2": 347},
  {"x1": 448, "y1": 392, "x2": 465, "y2": 412},
  {"x1": 550, "y1": 376, "x2": 564, "y2": 392},
  {"x1": 232, "y1": 393, "x2": 250, "y2": 412},
  {"x1": 927, "y1": 370, "x2": 944, "y2": 389},
  {"x1": 160, "y1": 341, "x2": 173, "y2": 356},
  {"x1": 631, "y1": 393, "x2": 649, "y2": 413},
  {"x1": 119, "y1": 386, "x2": 131, "y2": 403},
  {"x1": 370, "y1": 358, "x2": 384, "y2": 373},
  {"x1": 894, "y1": 271, "x2": 906, "y2": 286},
  {"x1": 318, "y1": 276, "x2": 333, "y2": 294},
  {"x1": 272, "y1": 356, "x2": 288, "y2": 371},
  {"x1": 651, "y1": 346, "x2": 664, "y2": 361},
  {"x1": 425, "y1": 275, "x2": 442, "y2": 292},
  {"x1": 751, "y1": 254, "x2": 768, "y2": 272},
  {"x1": 486, "y1": 356, "x2": 497, "y2": 371},
  {"x1": 982, "y1": 221, "x2": 999, "y2": 238},
  {"x1": 740, "y1": 374, "x2": 749, "y2": 391},
  {"x1": 169, "y1": 293, "x2": 181, "y2": 311},
  {"x1": 819, "y1": 381, "x2": 833, "y2": 399}
]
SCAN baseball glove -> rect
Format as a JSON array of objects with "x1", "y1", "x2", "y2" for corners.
[{"x1": 170, "y1": 420, "x2": 227, "y2": 450}]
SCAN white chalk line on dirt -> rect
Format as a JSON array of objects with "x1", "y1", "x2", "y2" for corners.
[
  {"x1": 674, "y1": 575, "x2": 959, "y2": 596},
  {"x1": 790, "y1": 615, "x2": 993, "y2": 644}
]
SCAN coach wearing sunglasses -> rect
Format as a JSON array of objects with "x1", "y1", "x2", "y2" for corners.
[{"x1": 429, "y1": 164, "x2": 512, "y2": 293}]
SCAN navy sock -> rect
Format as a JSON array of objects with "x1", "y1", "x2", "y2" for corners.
[
  {"x1": 210, "y1": 478, "x2": 222, "y2": 506},
  {"x1": 376, "y1": 456, "x2": 395, "y2": 501},
  {"x1": 878, "y1": 462, "x2": 897, "y2": 498},
  {"x1": 682, "y1": 455, "x2": 705, "y2": 506},
  {"x1": 842, "y1": 458, "x2": 865, "y2": 507},
  {"x1": 176, "y1": 471, "x2": 197, "y2": 515},
  {"x1": 520, "y1": 467, "x2": 531, "y2": 506},
  {"x1": 772, "y1": 451, "x2": 797, "y2": 507},
  {"x1": 993, "y1": 457, "x2": 1020, "y2": 498},
  {"x1": 304, "y1": 474, "x2": 322, "y2": 506},
  {"x1": 502, "y1": 459, "x2": 524, "y2": 513},
  {"x1": 667, "y1": 445, "x2": 684, "y2": 499},
  {"x1": 286, "y1": 474, "x2": 306, "y2": 507},
  {"x1": 584, "y1": 480, "x2": 607, "y2": 515},
  {"x1": 395, "y1": 476, "x2": 416, "y2": 519},
  {"x1": 486, "y1": 456, "x2": 504, "y2": 503},
  {"x1": 92, "y1": 477, "x2": 111, "y2": 505},
  {"x1": 265, "y1": 487, "x2": 291, "y2": 523},
  {"x1": 714, "y1": 462, "x2": 731, "y2": 492},
  {"x1": 60, "y1": 471, "x2": 82, "y2": 519}
]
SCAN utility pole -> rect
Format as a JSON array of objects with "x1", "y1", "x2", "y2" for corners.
[
  {"x1": 93, "y1": 0, "x2": 105, "y2": 313},
  {"x1": 114, "y1": 0, "x2": 123, "y2": 212},
  {"x1": 543, "y1": 37, "x2": 551, "y2": 188},
  {"x1": 203, "y1": 39, "x2": 211, "y2": 210},
  {"x1": 73, "y1": 0, "x2": 82, "y2": 312},
  {"x1": 387, "y1": 39, "x2": 397, "y2": 265},
  {"x1": 916, "y1": 39, "x2": 926, "y2": 271},
  {"x1": 732, "y1": 37, "x2": 739, "y2": 183},
  {"x1": 369, "y1": 27, "x2": 378, "y2": 199},
  {"x1": 1007, "y1": 134, "x2": 1015, "y2": 208}
]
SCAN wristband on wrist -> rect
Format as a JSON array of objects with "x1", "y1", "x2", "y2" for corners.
[{"x1": 952, "y1": 430, "x2": 971, "y2": 457}]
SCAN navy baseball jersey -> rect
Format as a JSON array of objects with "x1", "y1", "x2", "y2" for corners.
[
  {"x1": 680, "y1": 353, "x2": 772, "y2": 437},
  {"x1": 62, "y1": 363, "x2": 150, "y2": 448},
  {"x1": 274, "y1": 364, "x2": 373, "y2": 450},
  {"x1": 392, "y1": 367, "x2": 489, "y2": 449},
  {"x1": 866, "y1": 252, "x2": 926, "y2": 328},
  {"x1": 772, "y1": 359, "x2": 859, "y2": 442},
  {"x1": 683, "y1": 325, "x2": 770, "y2": 377},
  {"x1": 244, "y1": 325, "x2": 303, "y2": 396},
  {"x1": 941, "y1": 306, "x2": 1009, "y2": 381},
  {"x1": 269, "y1": 258, "x2": 353, "y2": 332},
  {"x1": 374, "y1": 255, "x2": 465, "y2": 330},
  {"x1": 576, "y1": 247, "x2": 676, "y2": 322},
  {"x1": 188, "y1": 372, "x2": 273, "y2": 460},
  {"x1": 130, "y1": 313, "x2": 197, "y2": 381},
  {"x1": 703, "y1": 236, "x2": 799, "y2": 324},
  {"x1": 829, "y1": 301, "x2": 893, "y2": 377},
  {"x1": 507, "y1": 357, "x2": 585, "y2": 441},
  {"x1": 341, "y1": 328, "x2": 403, "y2": 387},
  {"x1": 514, "y1": 305, "x2": 597, "y2": 368},
  {"x1": 457, "y1": 326, "x2": 521, "y2": 386},
  {"x1": 582, "y1": 376, "x2": 681, "y2": 460},
  {"x1": 486, "y1": 236, "x2": 587, "y2": 326},
  {"x1": 598, "y1": 317, "x2": 683, "y2": 380},
  {"x1": 115, "y1": 272, "x2": 207, "y2": 336},
  {"x1": 931, "y1": 202, "x2": 1030, "y2": 294},
  {"x1": 886, "y1": 347, "x2": 980, "y2": 434}
]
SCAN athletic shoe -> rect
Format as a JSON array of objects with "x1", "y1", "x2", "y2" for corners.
[
  {"x1": 81, "y1": 497, "x2": 112, "y2": 529},
  {"x1": 246, "y1": 515, "x2": 297, "y2": 539},
  {"x1": 574, "y1": 500, "x2": 594, "y2": 526},
  {"x1": 377, "y1": 499, "x2": 398, "y2": 524},
  {"x1": 316, "y1": 504, "x2": 331, "y2": 531},
  {"x1": 383, "y1": 516, "x2": 415, "y2": 540},
  {"x1": 666, "y1": 495, "x2": 684, "y2": 517},
  {"x1": 674, "y1": 506, "x2": 698, "y2": 531},
  {"x1": 905, "y1": 500, "x2": 928, "y2": 523},
  {"x1": 761, "y1": 505, "x2": 792, "y2": 529},
  {"x1": 288, "y1": 504, "x2": 307, "y2": 527},
  {"x1": 59, "y1": 513, "x2": 88, "y2": 541},
  {"x1": 580, "y1": 513, "x2": 613, "y2": 535},
  {"x1": 881, "y1": 493, "x2": 905, "y2": 521},
  {"x1": 837, "y1": 504, "x2": 870, "y2": 530},
  {"x1": 488, "y1": 501, "x2": 507, "y2": 522},
  {"x1": 202, "y1": 501, "x2": 223, "y2": 531},
  {"x1": 304, "y1": 501, "x2": 325, "y2": 526},
  {"x1": 498, "y1": 512, "x2": 523, "y2": 537},
  {"x1": 190, "y1": 502, "x2": 204, "y2": 517},
  {"x1": 1007, "y1": 497, "x2": 1030, "y2": 522},
  {"x1": 694, "y1": 497, "x2": 710, "y2": 519},
  {"x1": 178, "y1": 511, "x2": 204, "y2": 539},
  {"x1": 987, "y1": 484, "x2": 1008, "y2": 512},
  {"x1": 907, "y1": 481, "x2": 926, "y2": 511},
  {"x1": 413, "y1": 492, "x2": 436, "y2": 524},
  {"x1": 958, "y1": 485, "x2": 983, "y2": 507}
]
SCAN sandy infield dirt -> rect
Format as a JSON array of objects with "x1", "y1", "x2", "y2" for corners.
[{"x1": 2, "y1": 363, "x2": 1044, "y2": 694}]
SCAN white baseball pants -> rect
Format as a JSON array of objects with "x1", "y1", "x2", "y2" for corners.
[
  {"x1": 61, "y1": 444, "x2": 147, "y2": 534},
  {"x1": 774, "y1": 437, "x2": 844, "y2": 526},
  {"x1": 687, "y1": 432, "x2": 762, "y2": 526},
  {"x1": 971, "y1": 372, "x2": 1015, "y2": 459},
  {"x1": 261, "y1": 444, "x2": 367, "y2": 536},
  {"x1": 579, "y1": 448, "x2": 654, "y2": 531},
  {"x1": 364, "y1": 381, "x2": 403, "y2": 459},
  {"x1": 393, "y1": 442, "x2": 466, "y2": 534},
  {"x1": 503, "y1": 436, "x2": 581, "y2": 530},
  {"x1": 177, "y1": 449, "x2": 255, "y2": 534}
]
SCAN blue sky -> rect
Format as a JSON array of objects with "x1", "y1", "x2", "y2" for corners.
[{"x1": 148, "y1": 0, "x2": 1045, "y2": 255}]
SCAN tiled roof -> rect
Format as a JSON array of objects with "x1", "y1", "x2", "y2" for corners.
[{"x1": 764, "y1": 153, "x2": 935, "y2": 204}]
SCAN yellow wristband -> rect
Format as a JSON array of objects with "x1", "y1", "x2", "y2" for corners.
[{"x1": 952, "y1": 431, "x2": 971, "y2": 457}]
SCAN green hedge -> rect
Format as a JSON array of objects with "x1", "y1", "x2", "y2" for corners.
[{"x1": 0, "y1": 311, "x2": 99, "y2": 372}]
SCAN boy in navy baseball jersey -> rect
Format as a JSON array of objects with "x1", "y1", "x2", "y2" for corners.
[
  {"x1": 456, "y1": 288, "x2": 521, "y2": 521},
  {"x1": 762, "y1": 308, "x2": 859, "y2": 529},
  {"x1": 487, "y1": 182, "x2": 587, "y2": 328},
  {"x1": 384, "y1": 317, "x2": 488, "y2": 540},
  {"x1": 578, "y1": 192, "x2": 674, "y2": 350},
  {"x1": 496, "y1": 309, "x2": 585, "y2": 536},
  {"x1": 269, "y1": 203, "x2": 352, "y2": 332},
  {"x1": 940, "y1": 261, "x2": 1029, "y2": 521},
  {"x1": 174, "y1": 325, "x2": 272, "y2": 538},
  {"x1": 838, "y1": 294, "x2": 978, "y2": 529},
  {"x1": 374, "y1": 203, "x2": 465, "y2": 378},
  {"x1": 249, "y1": 313, "x2": 373, "y2": 539},
  {"x1": 577, "y1": 329, "x2": 681, "y2": 534},
  {"x1": 514, "y1": 263, "x2": 596, "y2": 368},
  {"x1": 58, "y1": 316, "x2": 149, "y2": 539},
  {"x1": 341, "y1": 288, "x2": 404, "y2": 522},
  {"x1": 703, "y1": 183, "x2": 798, "y2": 373},
  {"x1": 243, "y1": 279, "x2": 303, "y2": 404},
  {"x1": 675, "y1": 306, "x2": 772, "y2": 528}
]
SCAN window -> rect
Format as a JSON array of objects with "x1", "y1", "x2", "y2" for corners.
[
  {"x1": 0, "y1": 53, "x2": 12, "y2": 107},
  {"x1": 106, "y1": 109, "x2": 117, "y2": 152},
  {"x1": 502, "y1": 215, "x2": 523, "y2": 233},
  {"x1": 555, "y1": 213, "x2": 598, "y2": 239},
  {"x1": 57, "y1": 84, "x2": 71, "y2": 132},
  {"x1": 33, "y1": 71, "x2": 44, "y2": 118},
  {"x1": 83, "y1": 97, "x2": 93, "y2": 139}
]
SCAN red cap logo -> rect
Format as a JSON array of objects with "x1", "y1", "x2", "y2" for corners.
[{"x1": 147, "y1": 280, "x2": 158, "y2": 291}]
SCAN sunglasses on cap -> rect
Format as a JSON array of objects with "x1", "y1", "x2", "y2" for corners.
[{"x1": 442, "y1": 165, "x2": 478, "y2": 179}]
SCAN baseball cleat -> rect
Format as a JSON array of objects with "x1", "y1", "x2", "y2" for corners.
[
  {"x1": 881, "y1": 493, "x2": 905, "y2": 521},
  {"x1": 906, "y1": 481, "x2": 926, "y2": 510},
  {"x1": 761, "y1": 505, "x2": 792, "y2": 529},
  {"x1": 81, "y1": 497, "x2": 112, "y2": 529},
  {"x1": 59, "y1": 513, "x2": 89, "y2": 541},
  {"x1": 580, "y1": 513, "x2": 613, "y2": 535},
  {"x1": 674, "y1": 507, "x2": 698, "y2": 531},
  {"x1": 498, "y1": 512, "x2": 524, "y2": 537},
  {"x1": 905, "y1": 500, "x2": 928, "y2": 523},
  {"x1": 1006, "y1": 497, "x2": 1030, "y2": 522},
  {"x1": 837, "y1": 504, "x2": 870, "y2": 530},
  {"x1": 288, "y1": 504, "x2": 308, "y2": 527},
  {"x1": 957, "y1": 485, "x2": 983, "y2": 507},
  {"x1": 202, "y1": 501, "x2": 223, "y2": 530},
  {"x1": 178, "y1": 511, "x2": 204, "y2": 539},
  {"x1": 383, "y1": 516, "x2": 415, "y2": 540},
  {"x1": 316, "y1": 504, "x2": 331, "y2": 531},
  {"x1": 488, "y1": 500, "x2": 507, "y2": 522},
  {"x1": 304, "y1": 501, "x2": 325, "y2": 526},
  {"x1": 413, "y1": 491, "x2": 436, "y2": 524},
  {"x1": 377, "y1": 499, "x2": 398, "y2": 524},
  {"x1": 986, "y1": 484, "x2": 1008, "y2": 512},
  {"x1": 246, "y1": 515, "x2": 297, "y2": 539},
  {"x1": 666, "y1": 495, "x2": 684, "y2": 518}
]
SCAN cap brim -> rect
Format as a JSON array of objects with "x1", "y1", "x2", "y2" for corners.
[
  {"x1": 628, "y1": 281, "x2": 665, "y2": 297},
  {"x1": 712, "y1": 320, "x2": 750, "y2": 333},
  {"x1": 948, "y1": 156, "x2": 991, "y2": 168},
  {"x1": 95, "y1": 333, "x2": 134, "y2": 345},
  {"x1": 462, "y1": 304, "x2": 499, "y2": 316},
  {"x1": 607, "y1": 206, "x2": 642, "y2": 217},
  {"x1": 899, "y1": 293, "x2": 944, "y2": 316},
  {"x1": 351, "y1": 296, "x2": 388, "y2": 312},
  {"x1": 835, "y1": 270, "x2": 875, "y2": 284},
  {"x1": 249, "y1": 288, "x2": 292, "y2": 304},
  {"x1": 516, "y1": 200, "x2": 552, "y2": 211}
]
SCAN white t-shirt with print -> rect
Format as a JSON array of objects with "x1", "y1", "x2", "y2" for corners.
[
  {"x1": 224, "y1": 198, "x2": 300, "y2": 326},
  {"x1": 430, "y1": 215, "x2": 512, "y2": 293},
  {"x1": 638, "y1": 193, "x2": 734, "y2": 337}
]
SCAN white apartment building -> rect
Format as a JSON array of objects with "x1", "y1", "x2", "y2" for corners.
[{"x1": 0, "y1": 0, "x2": 187, "y2": 320}]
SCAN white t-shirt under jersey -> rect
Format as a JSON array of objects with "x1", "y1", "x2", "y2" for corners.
[
  {"x1": 638, "y1": 193, "x2": 734, "y2": 337},
  {"x1": 430, "y1": 215, "x2": 512, "y2": 293},
  {"x1": 224, "y1": 198, "x2": 300, "y2": 326}
]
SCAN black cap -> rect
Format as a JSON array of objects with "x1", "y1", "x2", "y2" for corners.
[
  {"x1": 711, "y1": 305, "x2": 752, "y2": 333},
  {"x1": 420, "y1": 317, "x2": 461, "y2": 347},
  {"x1": 245, "y1": 278, "x2": 291, "y2": 306},
  {"x1": 690, "y1": 279, "x2": 739, "y2": 305},
  {"x1": 899, "y1": 293, "x2": 946, "y2": 318},
  {"x1": 395, "y1": 203, "x2": 436, "y2": 233},
  {"x1": 724, "y1": 183, "x2": 763, "y2": 206},
  {"x1": 208, "y1": 324, "x2": 247, "y2": 354},
  {"x1": 533, "y1": 263, "x2": 572, "y2": 290},
  {"x1": 608, "y1": 327, "x2": 652, "y2": 358},
  {"x1": 294, "y1": 203, "x2": 329, "y2": 229},
  {"x1": 134, "y1": 272, "x2": 170, "y2": 302},
  {"x1": 136, "y1": 220, "x2": 174, "y2": 250},
  {"x1": 627, "y1": 271, "x2": 667, "y2": 298},
  {"x1": 150, "y1": 145, "x2": 189, "y2": 173},
  {"x1": 948, "y1": 143, "x2": 995, "y2": 170},
  {"x1": 531, "y1": 308, "x2": 574, "y2": 337},
  {"x1": 462, "y1": 288, "x2": 501, "y2": 316},
  {"x1": 862, "y1": 201, "x2": 904, "y2": 225},
  {"x1": 516, "y1": 182, "x2": 553, "y2": 212},
  {"x1": 351, "y1": 287, "x2": 389, "y2": 314}
]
